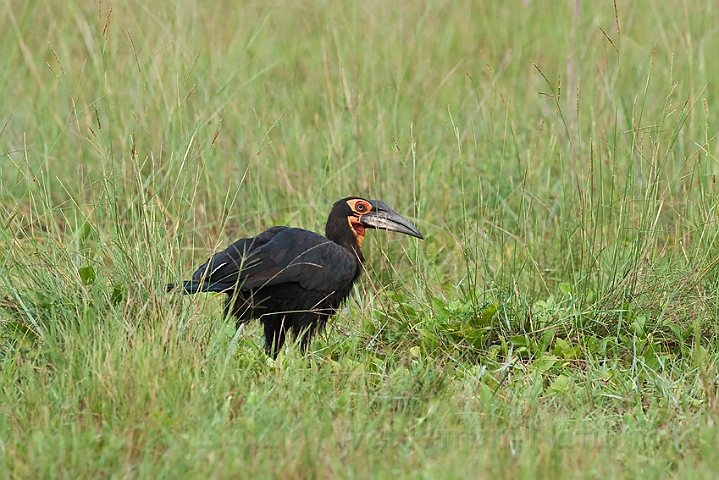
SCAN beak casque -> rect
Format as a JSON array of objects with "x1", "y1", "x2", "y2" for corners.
[{"x1": 359, "y1": 200, "x2": 424, "y2": 239}]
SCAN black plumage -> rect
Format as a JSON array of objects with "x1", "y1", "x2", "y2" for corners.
[{"x1": 168, "y1": 197, "x2": 423, "y2": 356}]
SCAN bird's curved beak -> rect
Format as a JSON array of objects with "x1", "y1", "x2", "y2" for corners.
[{"x1": 359, "y1": 200, "x2": 424, "y2": 239}]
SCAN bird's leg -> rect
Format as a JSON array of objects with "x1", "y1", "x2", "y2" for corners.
[
  {"x1": 296, "y1": 315, "x2": 327, "y2": 353},
  {"x1": 263, "y1": 316, "x2": 287, "y2": 358}
]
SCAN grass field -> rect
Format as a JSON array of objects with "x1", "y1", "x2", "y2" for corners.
[{"x1": 2, "y1": 0, "x2": 719, "y2": 477}]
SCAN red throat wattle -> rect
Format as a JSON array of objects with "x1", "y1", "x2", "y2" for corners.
[{"x1": 352, "y1": 222, "x2": 365, "y2": 237}]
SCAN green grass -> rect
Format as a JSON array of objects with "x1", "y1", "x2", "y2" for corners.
[{"x1": 2, "y1": 0, "x2": 719, "y2": 477}]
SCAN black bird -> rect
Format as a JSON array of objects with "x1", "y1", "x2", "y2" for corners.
[{"x1": 168, "y1": 197, "x2": 423, "y2": 356}]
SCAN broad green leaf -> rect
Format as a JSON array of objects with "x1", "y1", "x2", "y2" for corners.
[{"x1": 78, "y1": 265, "x2": 96, "y2": 285}]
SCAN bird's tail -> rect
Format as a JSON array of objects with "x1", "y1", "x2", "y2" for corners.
[{"x1": 166, "y1": 281, "x2": 233, "y2": 294}]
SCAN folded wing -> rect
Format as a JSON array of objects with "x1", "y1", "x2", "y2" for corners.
[{"x1": 176, "y1": 227, "x2": 359, "y2": 294}]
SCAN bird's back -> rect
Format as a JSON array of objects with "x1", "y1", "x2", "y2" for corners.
[
  {"x1": 171, "y1": 226, "x2": 361, "y2": 299},
  {"x1": 169, "y1": 226, "x2": 288, "y2": 294}
]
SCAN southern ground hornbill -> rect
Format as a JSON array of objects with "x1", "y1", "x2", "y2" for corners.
[{"x1": 168, "y1": 197, "x2": 423, "y2": 356}]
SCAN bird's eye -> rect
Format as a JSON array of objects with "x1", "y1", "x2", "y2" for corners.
[{"x1": 356, "y1": 202, "x2": 366, "y2": 213}]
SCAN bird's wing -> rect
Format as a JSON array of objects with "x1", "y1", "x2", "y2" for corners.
[
  {"x1": 237, "y1": 228, "x2": 359, "y2": 292},
  {"x1": 188, "y1": 226, "x2": 288, "y2": 290}
]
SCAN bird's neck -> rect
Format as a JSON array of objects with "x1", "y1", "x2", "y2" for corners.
[{"x1": 325, "y1": 220, "x2": 365, "y2": 263}]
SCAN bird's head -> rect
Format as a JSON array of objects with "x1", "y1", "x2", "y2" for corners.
[{"x1": 326, "y1": 196, "x2": 423, "y2": 252}]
